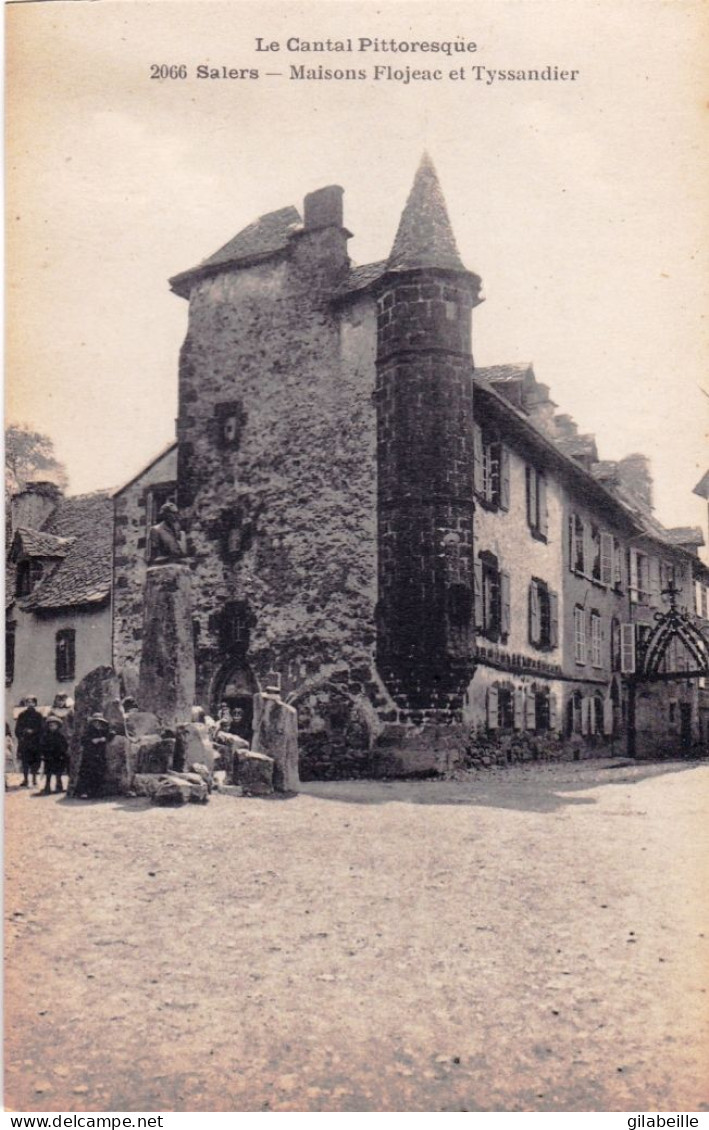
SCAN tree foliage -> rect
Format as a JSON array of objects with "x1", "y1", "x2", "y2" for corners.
[{"x1": 5, "y1": 423, "x2": 68, "y2": 502}]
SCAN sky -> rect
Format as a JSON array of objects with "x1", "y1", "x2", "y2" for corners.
[{"x1": 5, "y1": 0, "x2": 709, "y2": 539}]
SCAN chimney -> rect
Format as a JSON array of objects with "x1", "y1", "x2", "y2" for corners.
[
  {"x1": 10, "y1": 481, "x2": 63, "y2": 533},
  {"x1": 618, "y1": 453, "x2": 654, "y2": 512},
  {"x1": 303, "y1": 185, "x2": 344, "y2": 231},
  {"x1": 554, "y1": 414, "x2": 578, "y2": 438},
  {"x1": 294, "y1": 185, "x2": 350, "y2": 281}
]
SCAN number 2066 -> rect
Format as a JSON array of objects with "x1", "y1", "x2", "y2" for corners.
[{"x1": 150, "y1": 64, "x2": 188, "y2": 79}]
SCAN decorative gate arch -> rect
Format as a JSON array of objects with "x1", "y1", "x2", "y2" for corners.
[{"x1": 626, "y1": 581, "x2": 709, "y2": 757}]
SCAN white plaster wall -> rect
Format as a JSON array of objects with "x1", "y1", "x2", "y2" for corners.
[{"x1": 6, "y1": 604, "x2": 112, "y2": 722}]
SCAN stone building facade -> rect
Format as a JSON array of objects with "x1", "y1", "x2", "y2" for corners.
[{"x1": 110, "y1": 155, "x2": 709, "y2": 775}]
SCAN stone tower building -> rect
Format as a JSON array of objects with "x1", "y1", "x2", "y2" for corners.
[
  {"x1": 165, "y1": 154, "x2": 479, "y2": 773},
  {"x1": 375, "y1": 155, "x2": 483, "y2": 712}
]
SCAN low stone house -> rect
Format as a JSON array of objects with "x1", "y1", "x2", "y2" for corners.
[{"x1": 5, "y1": 483, "x2": 113, "y2": 720}]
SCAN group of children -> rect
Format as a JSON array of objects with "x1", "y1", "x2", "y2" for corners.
[{"x1": 8, "y1": 695, "x2": 72, "y2": 793}]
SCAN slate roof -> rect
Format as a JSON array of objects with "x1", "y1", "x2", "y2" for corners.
[
  {"x1": 9, "y1": 491, "x2": 113, "y2": 612},
  {"x1": 333, "y1": 260, "x2": 388, "y2": 299},
  {"x1": 11, "y1": 528, "x2": 73, "y2": 559},
  {"x1": 554, "y1": 434, "x2": 599, "y2": 463},
  {"x1": 387, "y1": 153, "x2": 467, "y2": 273},
  {"x1": 476, "y1": 363, "x2": 534, "y2": 384},
  {"x1": 169, "y1": 206, "x2": 302, "y2": 297}
]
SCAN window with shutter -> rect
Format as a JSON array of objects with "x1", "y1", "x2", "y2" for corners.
[
  {"x1": 479, "y1": 552, "x2": 502, "y2": 640},
  {"x1": 629, "y1": 549, "x2": 639, "y2": 603},
  {"x1": 526, "y1": 467, "x2": 537, "y2": 528},
  {"x1": 498, "y1": 688, "x2": 515, "y2": 729},
  {"x1": 572, "y1": 515, "x2": 585, "y2": 573},
  {"x1": 600, "y1": 532, "x2": 614, "y2": 585},
  {"x1": 500, "y1": 571, "x2": 511, "y2": 638},
  {"x1": 55, "y1": 629, "x2": 76, "y2": 682},
  {"x1": 525, "y1": 690, "x2": 537, "y2": 730},
  {"x1": 538, "y1": 476, "x2": 548, "y2": 538},
  {"x1": 603, "y1": 696, "x2": 614, "y2": 735},
  {"x1": 526, "y1": 468, "x2": 548, "y2": 539},
  {"x1": 620, "y1": 623, "x2": 636, "y2": 673},
  {"x1": 529, "y1": 581, "x2": 540, "y2": 645},
  {"x1": 610, "y1": 618, "x2": 621, "y2": 672},
  {"x1": 499, "y1": 447, "x2": 510, "y2": 511},
  {"x1": 475, "y1": 430, "x2": 505, "y2": 509},
  {"x1": 590, "y1": 612, "x2": 602, "y2": 668},
  {"x1": 581, "y1": 697, "x2": 591, "y2": 735},
  {"x1": 473, "y1": 423, "x2": 484, "y2": 495},
  {"x1": 486, "y1": 686, "x2": 499, "y2": 731},
  {"x1": 613, "y1": 539, "x2": 623, "y2": 588},
  {"x1": 649, "y1": 557, "x2": 661, "y2": 607},
  {"x1": 549, "y1": 591, "x2": 559, "y2": 648},
  {"x1": 574, "y1": 606, "x2": 586, "y2": 664},
  {"x1": 549, "y1": 693, "x2": 559, "y2": 732},
  {"x1": 473, "y1": 559, "x2": 484, "y2": 629},
  {"x1": 591, "y1": 526, "x2": 602, "y2": 581},
  {"x1": 513, "y1": 688, "x2": 525, "y2": 730}
]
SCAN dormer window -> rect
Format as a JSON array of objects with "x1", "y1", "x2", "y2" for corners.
[{"x1": 16, "y1": 559, "x2": 43, "y2": 596}]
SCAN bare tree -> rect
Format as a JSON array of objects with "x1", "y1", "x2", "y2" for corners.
[{"x1": 5, "y1": 423, "x2": 68, "y2": 505}]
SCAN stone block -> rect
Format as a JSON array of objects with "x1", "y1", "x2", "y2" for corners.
[
  {"x1": 151, "y1": 773, "x2": 209, "y2": 806},
  {"x1": 232, "y1": 750, "x2": 274, "y2": 795},
  {"x1": 138, "y1": 563, "x2": 196, "y2": 729},
  {"x1": 252, "y1": 692, "x2": 299, "y2": 792},
  {"x1": 135, "y1": 771, "x2": 209, "y2": 804},
  {"x1": 124, "y1": 709, "x2": 162, "y2": 740},
  {"x1": 176, "y1": 722, "x2": 217, "y2": 772},
  {"x1": 103, "y1": 735, "x2": 135, "y2": 796},
  {"x1": 135, "y1": 735, "x2": 175, "y2": 775},
  {"x1": 133, "y1": 773, "x2": 162, "y2": 798}
]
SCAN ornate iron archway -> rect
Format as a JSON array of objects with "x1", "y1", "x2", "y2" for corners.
[{"x1": 626, "y1": 581, "x2": 709, "y2": 757}]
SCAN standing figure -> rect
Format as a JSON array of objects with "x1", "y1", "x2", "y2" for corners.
[
  {"x1": 39, "y1": 716, "x2": 69, "y2": 794},
  {"x1": 15, "y1": 697, "x2": 43, "y2": 788},
  {"x1": 74, "y1": 714, "x2": 112, "y2": 799}
]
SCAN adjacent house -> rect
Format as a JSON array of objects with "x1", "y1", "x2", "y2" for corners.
[{"x1": 5, "y1": 482, "x2": 113, "y2": 719}]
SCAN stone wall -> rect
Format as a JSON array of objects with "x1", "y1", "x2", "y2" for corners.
[{"x1": 174, "y1": 231, "x2": 381, "y2": 720}]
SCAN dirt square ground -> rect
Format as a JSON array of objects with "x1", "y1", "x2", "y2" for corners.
[{"x1": 4, "y1": 759, "x2": 709, "y2": 1112}]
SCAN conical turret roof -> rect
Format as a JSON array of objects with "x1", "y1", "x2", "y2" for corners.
[{"x1": 387, "y1": 153, "x2": 466, "y2": 272}]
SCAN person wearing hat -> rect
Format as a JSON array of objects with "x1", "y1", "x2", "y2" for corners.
[
  {"x1": 74, "y1": 713, "x2": 113, "y2": 800},
  {"x1": 39, "y1": 715, "x2": 69, "y2": 794},
  {"x1": 15, "y1": 696, "x2": 44, "y2": 788}
]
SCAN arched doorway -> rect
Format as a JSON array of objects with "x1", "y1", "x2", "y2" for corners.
[{"x1": 211, "y1": 661, "x2": 259, "y2": 745}]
